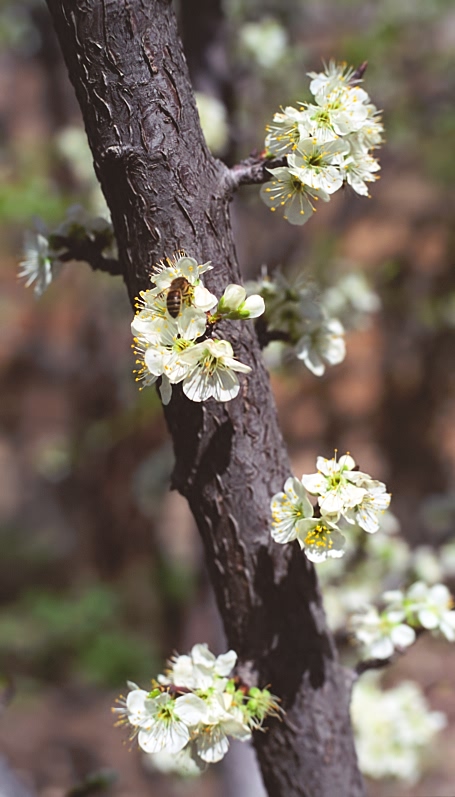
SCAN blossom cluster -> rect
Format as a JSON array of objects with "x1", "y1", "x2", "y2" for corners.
[
  {"x1": 351, "y1": 675, "x2": 446, "y2": 784},
  {"x1": 351, "y1": 581, "x2": 455, "y2": 660},
  {"x1": 132, "y1": 252, "x2": 264, "y2": 404},
  {"x1": 261, "y1": 61, "x2": 383, "y2": 225},
  {"x1": 246, "y1": 268, "x2": 344, "y2": 375},
  {"x1": 18, "y1": 205, "x2": 115, "y2": 296},
  {"x1": 246, "y1": 266, "x2": 380, "y2": 376},
  {"x1": 270, "y1": 452, "x2": 391, "y2": 562},
  {"x1": 316, "y1": 495, "x2": 455, "y2": 636},
  {"x1": 114, "y1": 643, "x2": 279, "y2": 769}
]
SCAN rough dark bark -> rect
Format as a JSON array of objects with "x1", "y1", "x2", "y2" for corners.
[{"x1": 43, "y1": 2, "x2": 365, "y2": 796}]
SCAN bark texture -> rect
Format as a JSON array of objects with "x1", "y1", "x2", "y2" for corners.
[{"x1": 44, "y1": 2, "x2": 365, "y2": 795}]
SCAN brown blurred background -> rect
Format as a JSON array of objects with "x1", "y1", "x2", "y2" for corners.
[{"x1": 0, "y1": 0, "x2": 454, "y2": 795}]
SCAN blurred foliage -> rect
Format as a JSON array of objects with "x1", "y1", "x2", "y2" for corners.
[
  {"x1": 0, "y1": 157, "x2": 70, "y2": 225},
  {"x1": 0, "y1": 583, "x2": 158, "y2": 687}
]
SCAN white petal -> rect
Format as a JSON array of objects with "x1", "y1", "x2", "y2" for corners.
[
  {"x1": 196, "y1": 726, "x2": 230, "y2": 763},
  {"x1": 176, "y1": 257, "x2": 199, "y2": 281},
  {"x1": 178, "y1": 307, "x2": 208, "y2": 339},
  {"x1": 183, "y1": 368, "x2": 211, "y2": 402},
  {"x1": 271, "y1": 520, "x2": 297, "y2": 544},
  {"x1": 242, "y1": 294, "x2": 265, "y2": 318},
  {"x1": 215, "y1": 650, "x2": 237, "y2": 676},
  {"x1": 417, "y1": 609, "x2": 439, "y2": 630},
  {"x1": 175, "y1": 694, "x2": 209, "y2": 726},
  {"x1": 193, "y1": 284, "x2": 217, "y2": 311},
  {"x1": 358, "y1": 513, "x2": 380, "y2": 534},
  {"x1": 338, "y1": 454, "x2": 356, "y2": 470},
  {"x1": 221, "y1": 284, "x2": 246, "y2": 309},
  {"x1": 301, "y1": 472, "x2": 326, "y2": 494},
  {"x1": 138, "y1": 720, "x2": 189, "y2": 754},
  {"x1": 368, "y1": 636, "x2": 394, "y2": 659},
  {"x1": 131, "y1": 314, "x2": 159, "y2": 337},
  {"x1": 319, "y1": 491, "x2": 344, "y2": 515},
  {"x1": 144, "y1": 347, "x2": 166, "y2": 376},
  {"x1": 221, "y1": 356, "x2": 251, "y2": 374},
  {"x1": 191, "y1": 643, "x2": 214, "y2": 667},
  {"x1": 299, "y1": 346, "x2": 325, "y2": 375},
  {"x1": 126, "y1": 690, "x2": 151, "y2": 726},
  {"x1": 429, "y1": 584, "x2": 451, "y2": 607},
  {"x1": 391, "y1": 624, "x2": 416, "y2": 648},
  {"x1": 212, "y1": 368, "x2": 240, "y2": 402}
]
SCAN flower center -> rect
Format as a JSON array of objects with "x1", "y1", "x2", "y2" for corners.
[{"x1": 304, "y1": 523, "x2": 332, "y2": 549}]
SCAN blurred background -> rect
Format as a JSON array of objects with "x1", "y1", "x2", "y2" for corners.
[{"x1": 0, "y1": 0, "x2": 454, "y2": 795}]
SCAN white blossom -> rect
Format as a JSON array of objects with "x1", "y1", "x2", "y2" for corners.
[
  {"x1": 298, "y1": 86, "x2": 369, "y2": 147},
  {"x1": 296, "y1": 516, "x2": 346, "y2": 562},
  {"x1": 344, "y1": 480, "x2": 391, "y2": 534},
  {"x1": 353, "y1": 105, "x2": 384, "y2": 150},
  {"x1": 120, "y1": 690, "x2": 204, "y2": 755},
  {"x1": 115, "y1": 643, "x2": 278, "y2": 768},
  {"x1": 350, "y1": 605, "x2": 416, "y2": 659},
  {"x1": 131, "y1": 309, "x2": 207, "y2": 403},
  {"x1": 161, "y1": 643, "x2": 237, "y2": 691},
  {"x1": 261, "y1": 61, "x2": 382, "y2": 227},
  {"x1": 289, "y1": 138, "x2": 349, "y2": 194},
  {"x1": 270, "y1": 476, "x2": 314, "y2": 544},
  {"x1": 308, "y1": 60, "x2": 357, "y2": 97},
  {"x1": 18, "y1": 230, "x2": 54, "y2": 297},
  {"x1": 351, "y1": 676, "x2": 446, "y2": 783},
  {"x1": 264, "y1": 106, "x2": 306, "y2": 157},
  {"x1": 178, "y1": 339, "x2": 251, "y2": 403},
  {"x1": 301, "y1": 453, "x2": 367, "y2": 517},
  {"x1": 342, "y1": 150, "x2": 380, "y2": 196},
  {"x1": 150, "y1": 253, "x2": 213, "y2": 293},
  {"x1": 194, "y1": 692, "x2": 251, "y2": 763},
  {"x1": 260, "y1": 166, "x2": 330, "y2": 225},
  {"x1": 131, "y1": 252, "x2": 258, "y2": 404},
  {"x1": 294, "y1": 317, "x2": 346, "y2": 376},
  {"x1": 217, "y1": 284, "x2": 265, "y2": 319},
  {"x1": 387, "y1": 581, "x2": 455, "y2": 641}
]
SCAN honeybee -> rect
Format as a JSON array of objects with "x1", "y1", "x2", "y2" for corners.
[{"x1": 166, "y1": 276, "x2": 193, "y2": 318}]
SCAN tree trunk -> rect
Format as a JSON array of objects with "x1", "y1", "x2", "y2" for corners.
[{"x1": 44, "y1": 2, "x2": 365, "y2": 795}]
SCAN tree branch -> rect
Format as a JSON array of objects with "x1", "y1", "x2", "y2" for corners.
[
  {"x1": 355, "y1": 655, "x2": 394, "y2": 676},
  {"x1": 44, "y1": 2, "x2": 365, "y2": 795},
  {"x1": 227, "y1": 153, "x2": 287, "y2": 191},
  {"x1": 55, "y1": 237, "x2": 122, "y2": 277}
]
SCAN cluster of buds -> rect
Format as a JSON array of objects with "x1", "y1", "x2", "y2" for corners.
[
  {"x1": 132, "y1": 252, "x2": 264, "y2": 404},
  {"x1": 351, "y1": 581, "x2": 455, "y2": 660},
  {"x1": 270, "y1": 452, "x2": 391, "y2": 562},
  {"x1": 114, "y1": 644, "x2": 279, "y2": 768},
  {"x1": 261, "y1": 61, "x2": 383, "y2": 225},
  {"x1": 18, "y1": 205, "x2": 115, "y2": 296}
]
